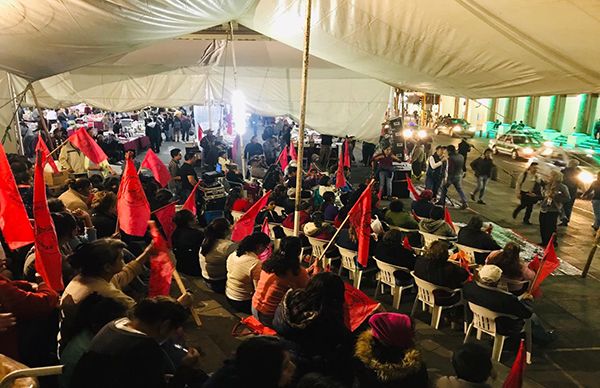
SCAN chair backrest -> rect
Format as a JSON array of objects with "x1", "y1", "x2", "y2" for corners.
[
  {"x1": 274, "y1": 206, "x2": 286, "y2": 216},
  {"x1": 389, "y1": 225, "x2": 419, "y2": 234},
  {"x1": 231, "y1": 210, "x2": 245, "y2": 223},
  {"x1": 336, "y1": 245, "x2": 358, "y2": 271},
  {"x1": 498, "y1": 277, "x2": 530, "y2": 293},
  {"x1": 281, "y1": 226, "x2": 295, "y2": 237},
  {"x1": 307, "y1": 236, "x2": 328, "y2": 258},
  {"x1": 468, "y1": 302, "x2": 501, "y2": 335},
  {"x1": 411, "y1": 271, "x2": 458, "y2": 307},
  {"x1": 374, "y1": 258, "x2": 409, "y2": 287},
  {"x1": 419, "y1": 231, "x2": 455, "y2": 248},
  {"x1": 454, "y1": 243, "x2": 493, "y2": 264}
]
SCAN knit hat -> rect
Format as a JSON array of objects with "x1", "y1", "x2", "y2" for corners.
[
  {"x1": 368, "y1": 313, "x2": 414, "y2": 349},
  {"x1": 420, "y1": 189, "x2": 433, "y2": 200},
  {"x1": 478, "y1": 264, "x2": 502, "y2": 284}
]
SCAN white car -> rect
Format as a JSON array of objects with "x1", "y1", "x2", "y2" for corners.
[
  {"x1": 528, "y1": 145, "x2": 599, "y2": 186},
  {"x1": 489, "y1": 133, "x2": 542, "y2": 160}
]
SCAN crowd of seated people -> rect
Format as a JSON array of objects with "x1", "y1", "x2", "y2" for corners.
[{"x1": 0, "y1": 132, "x2": 559, "y2": 388}]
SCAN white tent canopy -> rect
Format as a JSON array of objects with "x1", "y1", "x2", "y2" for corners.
[{"x1": 2, "y1": 0, "x2": 600, "y2": 149}]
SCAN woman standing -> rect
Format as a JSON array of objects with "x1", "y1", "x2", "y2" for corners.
[
  {"x1": 583, "y1": 171, "x2": 600, "y2": 231},
  {"x1": 372, "y1": 146, "x2": 401, "y2": 199},
  {"x1": 539, "y1": 170, "x2": 570, "y2": 246}
]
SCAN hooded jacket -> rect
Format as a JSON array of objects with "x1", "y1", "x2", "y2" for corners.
[
  {"x1": 354, "y1": 330, "x2": 428, "y2": 388},
  {"x1": 419, "y1": 218, "x2": 456, "y2": 237}
]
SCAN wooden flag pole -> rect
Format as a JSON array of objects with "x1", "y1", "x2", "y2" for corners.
[
  {"x1": 29, "y1": 86, "x2": 55, "y2": 149},
  {"x1": 527, "y1": 233, "x2": 555, "y2": 293},
  {"x1": 293, "y1": 0, "x2": 313, "y2": 236},
  {"x1": 315, "y1": 179, "x2": 375, "y2": 266},
  {"x1": 582, "y1": 229, "x2": 600, "y2": 278},
  {"x1": 47, "y1": 137, "x2": 70, "y2": 157},
  {"x1": 170, "y1": 259, "x2": 202, "y2": 327}
]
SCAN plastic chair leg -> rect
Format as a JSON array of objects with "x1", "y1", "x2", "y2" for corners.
[
  {"x1": 354, "y1": 270, "x2": 363, "y2": 289},
  {"x1": 392, "y1": 287, "x2": 401, "y2": 310},
  {"x1": 410, "y1": 296, "x2": 419, "y2": 317},
  {"x1": 492, "y1": 335, "x2": 506, "y2": 362},
  {"x1": 374, "y1": 280, "x2": 381, "y2": 299},
  {"x1": 463, "y1": 323, "x2": 474, "y2": 343},
  {"x1": 432, "y1": 306, "x2": 443, "y2": 329},
  {"x1": 476, "y1": 329, "x2": 482, "y2": 340},
  {"x1": 525, "y1": 319, "x2": 533, "y2": 364},
  {"x1": 337, "y1": 264, "x2": 343, "y2": 276}
]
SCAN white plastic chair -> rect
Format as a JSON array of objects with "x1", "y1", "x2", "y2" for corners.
[
  {"x1": 307, "y1": 236, "x2": 334, "y2": 267},
  {"x1": 410, "y1": 271, "x2": 463, "y2": 329},
  {"x1": 498, "y1": 277, "x2": 531, "y2": 295},
  {"x1": 281, "y1": 226, "x2": 295, "y2": 237},
  {"x1": 453, "y1": 243, "x2": 493, "y2": 265},
  {"x1": 373, "y1": 258, "x2": 413, "y2": 310},
  {"x1": 0, "y1": 365, "x2": 63, "y2": 388},
  {"x1": 274, "y1": 206, "x2": 286, "y2": 217},
  {"x1": 231, "y1": 210, "x2": 244, "y2": 223},
  {"x1": 418, "y1": 231, "x2": 456, "y2": 248},
  {"x1": 335, "y1": 245, "x2": 376, "y2": 289},
  {"x1": 464, "y1": 302, "x2": 532, "y2": 363},
  {"x1": 388, "y1": 225, "x2": 419, "y2": 234}
]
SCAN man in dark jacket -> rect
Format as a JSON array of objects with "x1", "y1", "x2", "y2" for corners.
[
  {"x1": 439, "y1": 145, "x2": 468, "y2": 209},
  {"x1": 560, "y1": 159, "x2": 581, "y2": 225},
  {"x1": 463, "y1": 265, "x2": 532, "y2": 337},
  {"x1": 458, "y1": 138, "x2": 472, "y2": 173},
  {"x1": 469, "y1": 149, "x2": 495, "y2": 204},
  {"x1": 456, "y1": 216, "x2": 501, "y2": 264}
]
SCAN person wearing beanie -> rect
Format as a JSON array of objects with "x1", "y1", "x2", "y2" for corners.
[
  {"x1": 354, "y1": 313, "x2": 428, "y2": 388},
  {"x1": 436, "y1": 343, "x2": 494, "y2": 387}
]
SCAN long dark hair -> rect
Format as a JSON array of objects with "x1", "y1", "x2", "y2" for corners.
[
  {"x1": 262, "y1": 237, "x2": 302, "y2": 277},
  {"x1": 488, "y1": 242, "x2": 522, "y2": 278},
  {"x1": 201, "y1": 218, "x2": 231, "y2": 253},
  {"x1": 236, "y1": 232, "x2": 271, "y2": 256},
  {"x1": 287, "y1": 272, "x2": 345, "y2": 325}
]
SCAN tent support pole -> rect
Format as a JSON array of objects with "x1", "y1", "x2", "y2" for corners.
[
  {"x1": 293, "y1": 0, "x2": 313, "y2": 236},
  {"x1": 6, "y1": 76, "x2": 25, "y2": 154},
  {"x1": 29, "y1": 86, "x2": 55, "y2": 149}
]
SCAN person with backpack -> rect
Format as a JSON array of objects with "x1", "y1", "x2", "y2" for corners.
[
  {"x1": 512, "y1": 162, "x2": 543, "y2": 225},
  {"x1": 469, "y1": 149, "x2": 495, "y2": 204}
]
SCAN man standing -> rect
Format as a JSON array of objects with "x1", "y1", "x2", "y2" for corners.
[
  {"x1": 425, "y1": 145, "x2": 447, "y2": 197},
  {"x1": 168, "y1": 148, "x2": 182, "y2": 197},
  {"x1": 243, "y1": 136, "x2": 264, "y2": 161},
  {"x1": 59, "y1": 141, "x2": 87, "y2": 175},
  {"x1": 439, "y1": 145, "x2": 468, "y2": 209},
  {"x1": 469, "y1": 149, "x2": 495, "y2": 204},
  {"x1": 458, "y1": 138, "x2": 471, "y2": 173},
  {"x1": 512, "y1": 162, "x2": 543, "y2": 225},
  {"x1": 319, "y1": 134, "x2": 333, "y2": 169},
  {"x1": 178, "y1": 153, "x2": 198, "y2": 202},
  {"x1": 561, "y1": 159, "x2": 581, "y2": 226}
]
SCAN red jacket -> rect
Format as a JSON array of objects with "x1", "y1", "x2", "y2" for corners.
[{"x1": 0, "y1": 276, "x2": 59, "y2": 360}]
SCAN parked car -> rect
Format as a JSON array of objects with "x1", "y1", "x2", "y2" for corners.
[
  {"x1": 434, "y1": 117, "x2": 476, "y2": 138},
  {"x1": 489, "y1": 133, "x2": 542, "y2": 160},
  {"x1": 529, "y1": 145, "x2": 600, "y2": 186}
]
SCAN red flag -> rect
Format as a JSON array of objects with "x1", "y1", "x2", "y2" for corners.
[
  {"x1": 148, "y1": 221, "x2": 175, "y2": 297},
  {"x1": 335, "y1": 152, "x2": 346, "y2": 189},
  {"x1": 197, "y1": 124, "x2": 203, "y2": 142},
  {"x1": 231, "y1": 191, "x2": 272, "y2": 242},
  {"x1": 68, "y1": 128, "x2": 108, "y2": 165},
  {"x1": 35, "y1": 134, "x2": 59, "y2": 173},
  {"x1": 343, "y1": 282, "x2": 380, "y2": 331},
  {"x1": 32, "y1": 154, "x2": 63, "y2": 291},
  {"x1": 347, "y1": 182, "x2": 373, "y2": 267},
  {"x1": 117, "y1": 157, "x2": 151, "y2": 236},
  {"x1": 277, "y1": 145, "x2": 289, "y2": 171},
  {"x1": 182, "y1": 180, "x2": 201, "y2": 215},
  {"x1": 406, "y1": 176, "x2": 421, "y2": 201},
  {"x1": 528, "y1": 234, "x2": 559, "y2": 294},
  {"x1": 503, "y1": 340, "x2": 526, "y2": 388},
  {"x1": 289, "y1": 141, "x2": 297, "y2": 161},
  {"x1": 154, "y1": 202, "x2": 176, "y2": 245},
  {"x1": 0, "y1": 144, "x2": 34, "y2": 249},
  {"x1": 343, "y1": 139, "x2": 351, "y2": 168},
  {"x1": 402, "y1": 236, "x2": 412, "y2": 250},
  {"x1": 141, "y1": 149, "x2": 171, "y2": 187},
  {"x1": 444, "y1": 207, "x2": 456, "y2": 233}
]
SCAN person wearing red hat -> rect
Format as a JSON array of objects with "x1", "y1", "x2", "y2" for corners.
[{"x1": 354, "y1": 313, "x2": 428, "y2": 387}]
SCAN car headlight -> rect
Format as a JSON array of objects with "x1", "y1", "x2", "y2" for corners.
[
  {"x1": 402, "y1": 129, "x2": 413, "y2": 139},
  {"x1": 417, "y1": 130, "x2": 427, "y2": 139},
  {"x1": 522, "y1": 147, "x2": 534, "y2": 155},
  {"x1": 578, "y1": 170, "x2": 595, "y2": 185},
  {"x1": 453, "y1": 125, "x2": 462, "y2": 132}
]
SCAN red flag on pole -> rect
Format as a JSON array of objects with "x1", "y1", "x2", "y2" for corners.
[
  {"x1": 343, "y1": 139, "x2": 351, "y2": 168},
  {"x1": 277, "y1": 146, "x2": 289, "y2": 171},
  {"x1": 140, "y1": 149, "x2": 171, "y2": 187},
  {"x1": 528, "y1": 234, "x2": 559, "y2": 294},
  {"x1": 406, "y1": 176, "x2": 421, "y2": 201},
  {"x1": 335, "y1": 152, "x2": 347, "y2": 189},
  {"x1": 68, "y1": 128, "x2": 108, "y2": 165},
  {"x1": 35, "y1": 134, "x2": 59, "y2": 173},
  {"x1": 0, "y1": 144, "x2": 34, "y2": 250},
  {"x1": 197, "y1": 124, "x2": 203, "y2": 142},
  {"x1": 343, "y1": 282, "x2": 380, "y2": 331},
  {"x1": 444, "y1": 207, "x2": 456, "y2": 233},
  {"x1": 289, "y1": 141, "x2": 297, "y2": 161},
  {"x1": 231, "y1": 191, "x2": 272, "y2": 242},
  {"x1": 402, "y1": 236, "x2": 412, "y2": 250},
  {"x1": 154, "y1": 202, "x2": 176, "y2": 245},
  {"x1": 117, "y1": 157, "x2": 151, "y2": 236},
  {"x1": 148, "y1": 221, "x2": 175, "y2": 297},
  {"x1": 347, "y1": 182, "x2": 373, "y2": 267},
  {"x1": 33, "y1": 153, "x2": 64, "y2": 291},
  {"x1": 502, "y1": 340, "x2": 527, "y2": 388},
  {"x1": 181, "y1": 180, "x2": 201, "y2": 215}
]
